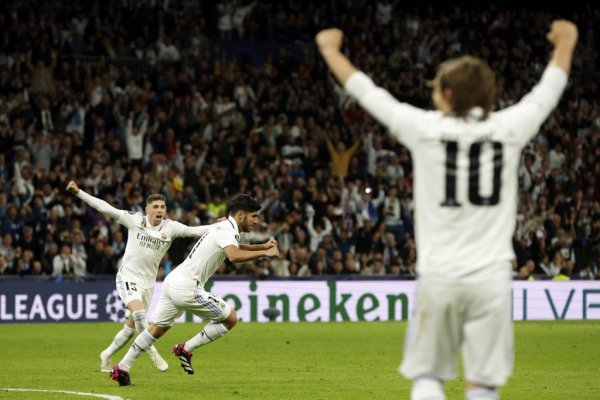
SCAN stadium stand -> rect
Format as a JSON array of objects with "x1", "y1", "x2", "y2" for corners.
[{"x1": 0, "y1": 0, "x2": 598, "y2": 280}]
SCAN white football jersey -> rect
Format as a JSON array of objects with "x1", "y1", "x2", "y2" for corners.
[
  {"x1": 167, "y1": 216, "x2": 240, "y2": 289},
  {"x1": 345, "y1": 66, "x2": 567, "y2": 281},
  {"x1": 77, "y1": 191, "x2": 210, "y2": 288}
]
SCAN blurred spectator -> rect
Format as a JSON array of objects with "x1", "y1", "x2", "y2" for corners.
[
  {"x1": 0, "y1": 255, "x2": 10, "y2": 275},
  {"x1": 307, "y1": 216, "x2": 332, "y2": 252},
  {"x1": 0, "y1": 0, "x2": 597, "y2": 279},
  {"x1": 51, "y1": 245, "x2": 84, "y2": 278}
]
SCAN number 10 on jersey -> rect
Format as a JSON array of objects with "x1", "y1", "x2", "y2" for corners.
[{"x1": 441, "y1": 140, "x2": 503, "y2": 207}]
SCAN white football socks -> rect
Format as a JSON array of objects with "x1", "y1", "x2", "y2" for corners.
[
  {"x1": 103, "y1": 324, "x2": 136, "y2": 356},
  {"x1": 131, "y1": 310, "x2": 149, "y2": 332},
  {"x1": 118, "y1": 330, "x2": 157, "y2": 372},
  {"x1": 183, "y1": 322, "x2": 230, "y2": 352}
]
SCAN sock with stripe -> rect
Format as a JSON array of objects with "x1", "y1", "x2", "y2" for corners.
[
  {"x1": 183, "y1": 322, "x2": 229, "y2": 352},
  {"x1": 118, "y1": 330, "x2": 157, "y2": 372},
  {"x1": 103, "y1": 324, "x2": 136, "y2": 356},
  {"x1": 131, "y1": 310, "x2": 149, "y2": 333}
]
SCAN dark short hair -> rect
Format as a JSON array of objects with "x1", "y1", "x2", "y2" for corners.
[
  {"x1": 146, "y1": 193, "x2": 166, "y2": 205},
  {"x1": 228, "y1": 194, "x2": 261, "y2": 215}
]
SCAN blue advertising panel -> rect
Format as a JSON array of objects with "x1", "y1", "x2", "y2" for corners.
[{"x1": 0, "y1": 279, "x2": 125, "y2": 323}]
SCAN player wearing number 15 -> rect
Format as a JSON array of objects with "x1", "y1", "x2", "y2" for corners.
[
  {"x1": 110, "y1": 193, "x2": 280, "y2": 386},
  {"x1": 66, "y1": 181, "x2": 213, "y2": 373},
  {"x1": 316, "y1": 20, "x2": 577, "y2": 400}
]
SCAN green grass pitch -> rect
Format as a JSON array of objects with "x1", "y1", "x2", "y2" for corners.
[{"x1": 0, "y1": 321, "x2": 599, "y2": 399}]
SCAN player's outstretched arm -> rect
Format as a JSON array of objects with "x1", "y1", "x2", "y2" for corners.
[
  {"x1": 66, "y1": 180, "x2": 124, "y2": 221},
  {"x1": 315, "y1": 29, "x2": 358, "y2": 86},
  {"x1": 174, "y1": 223, "x2": 211, "y2": 238},
  {"x1": 173, "y1": 216, "x2": 229, "y2": 238},
  {"x1": 224, "y1": 244, "x2": 279, "y2": 263},
  {"x1": 547, "y1": 20, "x2": 578, "y2": 75}
]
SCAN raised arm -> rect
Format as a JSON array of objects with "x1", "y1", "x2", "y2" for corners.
[
  {"x1": 315, "y1": 28, "x2": 426, "y2": 150},
  {"x1": 546, "y1": 20, "x2": 578, "y2": 75},
  {"x1": 315, "y1": 29, "x2": 357, "y2": 87},
  {"x1": 498, "y1": 20, "x2": 578, "y2": 143},
  {"x1": 125, "y1": 116, "x2": 133, "y2": 138},
  {"x1": 66, "y1": 180, "x2": 124, "y2": 221}
]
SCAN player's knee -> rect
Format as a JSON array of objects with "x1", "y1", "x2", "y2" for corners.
[
  {"x1": 127, "y1": 299, "x2": 144, "y2": 312},
  {"x1": 223, "y1": 310, "x2": 237, "y2": 330},
  {"x1": 125, "y1": 318, "x2": 136, "y2": 330}
]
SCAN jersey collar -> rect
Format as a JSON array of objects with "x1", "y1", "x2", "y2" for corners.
[
  {"x1": 467, "y1": 107, "x2": 484, "y2": 120},
  {"x1": 447, "y1": 107, "x2": 485, "y2": 121},
  {"x1": 227, "y1": 215, "x2": 239, "y2": 233},
  {"x1": 143, "y1": 216, "x2": 163, "y2": 230}
]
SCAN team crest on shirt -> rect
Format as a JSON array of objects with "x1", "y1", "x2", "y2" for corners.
[{"x1": 161, "y1": 233, "x2": 167, "y2": 240}]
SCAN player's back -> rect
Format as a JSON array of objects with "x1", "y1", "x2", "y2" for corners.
[
  {"x1": 411, "y1": 110, "x2": 524, "y2": 281},
  {"x1": 344, "y1": 65, "x2": 568, "y2": 282},
  {"x1": 168, "y1": 218, "x2": 237, "y2": 288}
]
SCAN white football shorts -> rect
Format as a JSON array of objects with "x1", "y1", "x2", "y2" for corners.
[
  {"x1": 116, "y1": 273, "x2": 154, "y2": 319},
  {"x1": 151, "y1": 278, "x2": 232, "y2": 327},
  {"x1": 399, "y1": 269, "x2": 514, "y2": 387}
]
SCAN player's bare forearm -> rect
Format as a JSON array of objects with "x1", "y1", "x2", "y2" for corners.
[
  {"x1": 547, "y1": 20, "x2": 578, "y2": 75},
  {"x1": 224, "y1": 245, "x2": 279, "y2": 262},
  {"x1": 239, "y1": 244, "x2": 265, "y2": 251},
  {"x1": 239, "y1": 238, "x2": 278, "y2": 251},
  {"x1": 315, "y1": 29, "x2": 358, "y2": 86}
]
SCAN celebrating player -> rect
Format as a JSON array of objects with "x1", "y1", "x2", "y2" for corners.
[
  {"x1": 110, "y1": 193, "x2": 280, "y2": 386},
  {"x1": 316, "y1": 20, "x2": 577, "y2": 400},
  {"x1": 67, "y1": 181, "x2": 214, "y2": 373}
]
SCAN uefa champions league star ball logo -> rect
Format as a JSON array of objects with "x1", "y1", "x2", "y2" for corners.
[{"x1": 105, "y1": 290, "x2": 126, "y2": 322}]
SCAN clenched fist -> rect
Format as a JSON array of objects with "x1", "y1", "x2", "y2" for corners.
[
  {"x1": 66, "y1": 180, "x2": 80, "y2": 195},
  {"x1": 546, "y1": 20, "x2": 578, "y2": 48},
  {"x1": 315, "y1": 29, "x2": 344, "y2": 53}
]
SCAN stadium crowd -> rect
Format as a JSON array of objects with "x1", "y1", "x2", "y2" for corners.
[{"x1": 0, "y1": 0, "x2": 598, "y2": 280}]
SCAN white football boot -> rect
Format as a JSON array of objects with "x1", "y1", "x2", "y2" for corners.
[
  {"x1": 148, "y1": 345, "x2": 169, "y2": 372},
  {"x1": 100, "y1": 350, "x2": 112, "y2": 372}
]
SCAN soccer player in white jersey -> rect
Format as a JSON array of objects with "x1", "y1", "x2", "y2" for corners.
[
  {"x1": 66, "y1": 181, "x2": 213, "y2": 373},
  {"x1": 110, "y1": 193, "x2": 280, "y2": 386},
  {"x1": 316, "y1": 20, "x2": 577, "y2": 400}
]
